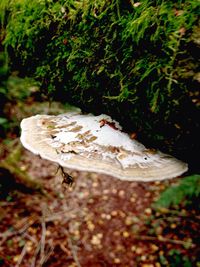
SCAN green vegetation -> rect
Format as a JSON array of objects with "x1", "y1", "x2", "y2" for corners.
[
  {"x1": 155, "y1": 174, "x2": 200, "y2": 208},
  {"x1": 0, "y1": 0, "x2": 199, "y2": 167},
  {"x1": 0, "y1": 52, "x2": 8, "y2": 134},
  {"x1": 159, "y1": 249, "x2": 193, "y2": 267},
  {"x1": 0, "y1": 141, "x2": 43, "y2": 193}
]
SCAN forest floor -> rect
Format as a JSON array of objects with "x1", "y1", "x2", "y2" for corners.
[{"x1": 0, "y1": 95, "x2": 199, "y2": 267}]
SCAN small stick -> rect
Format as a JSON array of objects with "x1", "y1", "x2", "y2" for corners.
[
  {"x1": 134, "y1": 234, "x2": 195, "y2": 247},
  {"x1": 31, "y1": 241, "x2": 41, "y2": 267},
  {"x1": 15, "y1": 243, "x2": 27, "y2": 267},
  {"x1": 39, "y1": 207, "x2": 47, "y2": 266},
  {"x1": 41, "y1": 242, "x2": 54, "y2": 265},
  {"x1": 0, "y1": 216, "x2": 37, "y2": 246},
  {"x1": 67, "y1": 235, "x2": 81, "y2": 267},
  {"x1": 23, "y1": 232, "x2": 38, "y2": 244},
  {"x1": 63, "y1": 229, "x2": 81, "y2": 267},
  {"x1": 39, "y1": 221, "x2": 46, "y2": 265},
  {"x1": 155, "y1": 207, "x2": 200, "y2": 220}
]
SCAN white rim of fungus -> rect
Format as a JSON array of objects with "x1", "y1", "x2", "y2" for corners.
[{"x1": 20, "y1": 113, "x2": 188, "y2": 182}]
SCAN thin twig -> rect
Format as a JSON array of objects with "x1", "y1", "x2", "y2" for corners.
[
  {"x1": 15, "y1": 243, "x2": 27, "y2": 267},
  {"x1": 41, "y1": 242, "x2": 55, "y2": 265},
  {"x1": 0, "y1": 217, "x2": 37, "y2": 246},
  {"x1": 39, "y1": 207, "x2": 47, "y2": 267},
  {"x1": 31, "y1": 241, "x2": 41, "y2": 267},
  {"x1": 60, "y1": 243, "x2": 70, "y2": 255},
  {"x1": 44, "y1": 206, "x2": 86, "y2": 223},
  {"x1": 40, "y1": 221, "x2": 46, "y2": 264},
  {"x1": 67, "y1": 236, "x2": 81, "y2": 267},
  {"x1": 0, "y1": 201, "x2": 16, "y2": 206},
  {"x1": 23, "y1": 232, "x2": 38, "y2": 244},
  {"x1": 63, "y1": 229, "x2": 81, "y2": 267},
  {"x1": 134, "y1": 234, "x2": 195, "y2": 247},
  {"x1": 155, "y1": 207, "x2": 200, "y2": 220}
]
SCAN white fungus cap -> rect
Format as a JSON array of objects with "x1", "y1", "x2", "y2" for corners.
[{"x1": 20, "y1": 112, "x2": 188, "y2": 182}]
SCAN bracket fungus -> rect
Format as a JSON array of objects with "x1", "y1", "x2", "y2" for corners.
[{"x1": 20, "y1": 112, "x2": 188, "y2": 182}]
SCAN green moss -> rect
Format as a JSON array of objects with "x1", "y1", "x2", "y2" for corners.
[
  {"x1": 1, "y1": 0, "x2": 200, "y2": 169},
  {"x1": 0, "y1": 142, "x2": 43, "y2": 192},
  {"x1": 154, "y1": 174, "x2": 200, "y2": 208}
]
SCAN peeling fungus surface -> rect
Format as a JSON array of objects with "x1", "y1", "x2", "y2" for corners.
[{"x1": 20, "y1": 112, "x2": 188, "y2": 181}]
